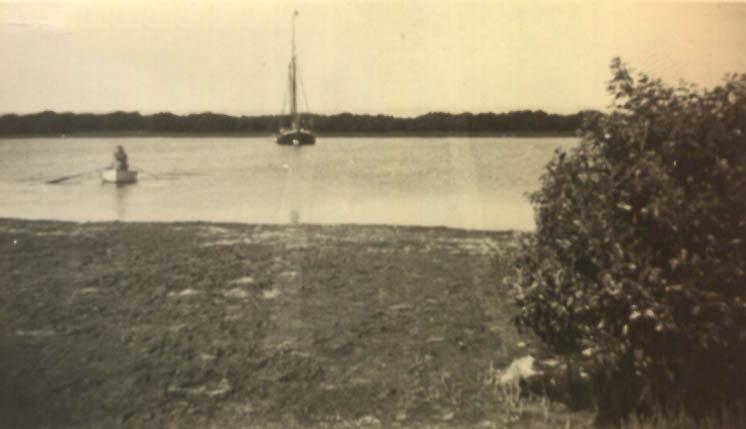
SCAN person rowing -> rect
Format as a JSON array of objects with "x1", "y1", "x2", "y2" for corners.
[
  {"x1": 112, "y1": 145, "x2": 129, "y2": 171},
  {"x1": 101, "y1": 145, "x2": 138, "y2": 184},
  {"x1": 47, "y1": 145, "x2": 133, "y2": 184}
]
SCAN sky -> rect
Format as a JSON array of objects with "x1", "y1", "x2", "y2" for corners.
[{"x1": 1, "y1": 0, "x2": 745, "y2": 116}]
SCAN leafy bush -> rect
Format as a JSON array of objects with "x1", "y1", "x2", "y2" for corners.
[{"x1": 511, "y1": 58, "x2": 746, "y2": 425}]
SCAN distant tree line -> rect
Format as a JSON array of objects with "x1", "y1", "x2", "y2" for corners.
[{"x1": 0, "y1": 110, "x2": 588, "y2": 136}]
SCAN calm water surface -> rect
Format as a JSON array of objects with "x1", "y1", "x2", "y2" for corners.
[{"x1": 0, "y1": 136, "x2": 578, "y2": 230}]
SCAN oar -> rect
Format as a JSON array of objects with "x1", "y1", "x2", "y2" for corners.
[
  {"x1": 46, "y1": 167, "x2": 106, "y2": 184},
  {"x1": 133, "y1": 168, "x2": 162, "y2": 179}
]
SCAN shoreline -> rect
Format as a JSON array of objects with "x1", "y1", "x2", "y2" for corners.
[
  {"x1": 0, "y1": 131, "x2": 578, "y2": 139},
  {"x1": 0, "y1": 217, "x2": 522, "y2": 235},
  {"x1": 0, "y1": 219, "x2": 590, "y2": 428}
]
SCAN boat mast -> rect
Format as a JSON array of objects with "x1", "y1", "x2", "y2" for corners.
[{"x1": 289, "y1": 11, "x2": 299, "y2": 130}]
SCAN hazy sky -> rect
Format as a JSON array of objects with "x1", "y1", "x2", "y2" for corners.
[{"x1": 1, "y1": 0, "x2": 745, "y2": 116}]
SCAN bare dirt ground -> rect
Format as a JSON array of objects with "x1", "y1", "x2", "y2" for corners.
[{"x1": 0, "y1": 219, "x2": 592, "y2": 428}]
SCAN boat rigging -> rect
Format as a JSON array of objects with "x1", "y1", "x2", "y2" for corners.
[{"x1": 276, "y1": 11, "x2": 316, "y2": 146}]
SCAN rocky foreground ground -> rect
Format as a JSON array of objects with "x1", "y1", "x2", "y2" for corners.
[{"x1": 0, "y1": 219, "x2": 592, "y2": 428}]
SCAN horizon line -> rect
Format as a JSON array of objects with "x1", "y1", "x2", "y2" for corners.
[{"x1": 0, "y1": 108, "x2": 601, "y2": 118}]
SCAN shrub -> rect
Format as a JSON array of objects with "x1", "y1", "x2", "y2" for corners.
[{"x1": 511, "y1": 58, "x2": 746, "y2": 425}]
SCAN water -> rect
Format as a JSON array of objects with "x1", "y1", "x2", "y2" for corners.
[{"x1": 0, "y1": 136, "x2": 578, "y2": 230}]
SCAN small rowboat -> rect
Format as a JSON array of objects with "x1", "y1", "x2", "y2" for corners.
[{"x1": 101, "y1": 169, "x2": 138, "y2": 184}]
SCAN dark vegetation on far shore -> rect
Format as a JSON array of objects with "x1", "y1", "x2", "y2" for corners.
[{"x1": 0, "y1": 110, "x2": 588, "y2": 137}]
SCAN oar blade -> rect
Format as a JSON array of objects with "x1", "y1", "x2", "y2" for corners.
[
  {"x1": 45, "y1": 167, "x2": 105, "y2": 184},
  {"x1": 46, "y1": 175, "x2": 78, "y2": 184}
]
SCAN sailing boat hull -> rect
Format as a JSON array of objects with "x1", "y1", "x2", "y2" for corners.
[{"x1": 276, "y1": 130, "x2": 316, "y2": 145}]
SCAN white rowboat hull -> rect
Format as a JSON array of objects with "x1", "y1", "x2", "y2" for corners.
[{"x1": 101, "y1": 169, "x2": 138, "y2": 184}]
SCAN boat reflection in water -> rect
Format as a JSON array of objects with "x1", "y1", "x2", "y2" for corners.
[{"x1": 112, "y1": 183, "x2": 132, "y2": 221}]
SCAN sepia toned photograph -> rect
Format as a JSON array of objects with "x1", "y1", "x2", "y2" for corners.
[{"x1": 1, "y1": 1, "x2": 744, "y2": 427}]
